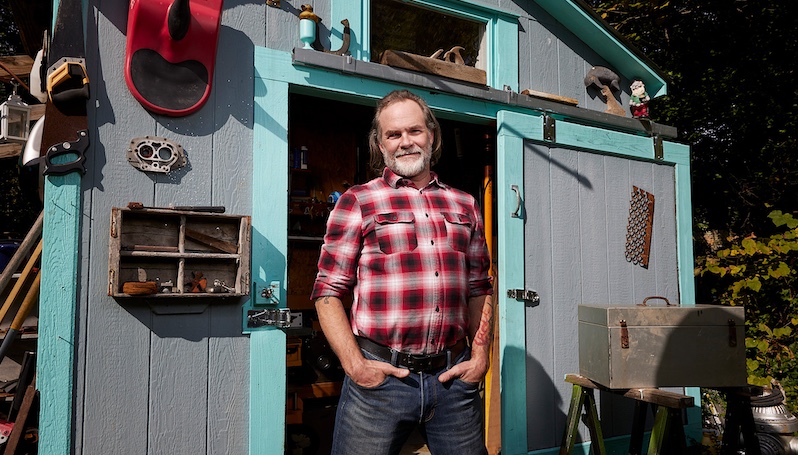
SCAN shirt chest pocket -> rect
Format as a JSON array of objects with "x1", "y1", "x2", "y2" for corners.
[
  {"x1": 442, "y1": 212, "x2": 473, "y2": 253},
  {"x1": 374, "y1": 212, "x2": 418, "y2": 254}
]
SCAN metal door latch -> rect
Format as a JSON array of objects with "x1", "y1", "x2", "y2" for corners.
[
  {"x1": 247, "y1": 308, "x2": 292, "y2": 328},
  {"x1": 507, "y1": 289, "x2": 540, "y2": 306}
]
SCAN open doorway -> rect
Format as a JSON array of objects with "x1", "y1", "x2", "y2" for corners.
[{"x1": 284, "y1": 92, "x2": 497, "y2": 454}]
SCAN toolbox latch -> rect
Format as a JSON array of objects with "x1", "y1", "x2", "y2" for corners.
[
  {"x1": 728, "y1": 319, "x2": 737, "y2": 347},
  {"x1": 620, "y1": 320, "x2": 629, "y2": 349}
]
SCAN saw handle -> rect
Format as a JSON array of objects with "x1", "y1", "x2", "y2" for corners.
[{"x1": 48, "y1": 60, "x2": 90, "y2": 106}]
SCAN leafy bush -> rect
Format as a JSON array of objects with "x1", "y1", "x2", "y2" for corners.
[{"x1": 696, "y1": 210, "x2": 798, "y2": 411}]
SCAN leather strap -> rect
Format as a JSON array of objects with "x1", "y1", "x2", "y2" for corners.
[{"x1": 356, "y1": 336, "x2": 467, "y2": 373}]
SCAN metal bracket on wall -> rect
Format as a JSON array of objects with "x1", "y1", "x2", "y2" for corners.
[
  {"x1": 543, "y1": 113, "x2": 556, "y2": 142},
  {"x1": 507, "y1": 288, "x2": 540, "y2": 307},
  {"x1": 653, "y1": 134, "x2": 664, "y2": 160},
  {"x1": 247, "y1": 308, "x2": 292, "y2": 328}
]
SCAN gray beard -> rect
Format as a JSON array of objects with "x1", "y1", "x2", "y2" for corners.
[{"x1": 383, "y1": 145, "x2": 431, "y2": 178}]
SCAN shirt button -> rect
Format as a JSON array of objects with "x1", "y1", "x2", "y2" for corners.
[
  {"x1": 430, "y1": 240, "x2": 434, "y2": 245},
  {"x1": 435, "y1": 271, "x2": 439, "y2": 277}
]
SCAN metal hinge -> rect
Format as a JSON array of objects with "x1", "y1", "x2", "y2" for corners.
[
  {"x1": 543, "y1": 113, "x2": 556, "y2": 142},
  {"x1": 507, "y1": 289, "x2": 540, "y2": 306},
  {"x1": 247, "y1": 308, "x2": 292, "y2": 329},
  {"x1": 653, "y1": 134, "x2": 664, "y2": 160}
]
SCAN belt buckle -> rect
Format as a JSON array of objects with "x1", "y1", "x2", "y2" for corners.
[{"x1": 406, "y1": 353, "x2": 439, "y2": 373}]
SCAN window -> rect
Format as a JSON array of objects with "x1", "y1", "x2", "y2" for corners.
[{"x1": 370, "y1": 0, "x2": 485, "y2": 69}]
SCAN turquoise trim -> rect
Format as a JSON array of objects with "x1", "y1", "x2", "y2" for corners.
[
  {"x1": 556, "y1": 120, "x2": 655, "y2": 160},
  {"x1": 533, "y1": 0, "x2": 668, "y2": 98},
  {"x1": 496, "y1": 111, "x2": 536, "y2": 454},
  {"x1": 249, "y1": 330, "x2": 287, "y2": 455},
  {"x1": 38, "y1": 175, "x2": 81, "y2": 455},
  {"x1": 492, "y1": 15, "x2": 520, "y2": 90},
  {"x1": 248, "y1": 76, "x2": 289, "y2": 454},
  {"x1": 662, "y1": 140, "x2": 694, "y2": 306},
  {"x1": 37, "y1": 1, "x2": 86, "y2": 453}
]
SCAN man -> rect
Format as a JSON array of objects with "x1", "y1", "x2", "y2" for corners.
[{"x1": 311, "y1": 90, "x2": 494, "y2": 455}]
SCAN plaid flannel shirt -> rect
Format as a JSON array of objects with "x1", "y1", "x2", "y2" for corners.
[{"x1": 311, "y1": 168, "x2": 493, "y2": 355}]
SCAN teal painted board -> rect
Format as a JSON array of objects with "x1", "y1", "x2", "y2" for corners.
[
  {"x1": 663, "y1": 141, "x2": 695, "y2": 306},
  {"x1": 496, "y1": 111, "x2": 528, "y2": 455},
  {"x1": 249, "y1": 330, "x2": 287, "y2": 455},
  {"x1": 557, "y1": 120, "x2": 654, "y2": 160},
  {"x1": 38, "y1": 2, "x2": 82, "y2": 451},
  {"x1": 38, "y1": 175, "x2": 81, "y2": 455},
  {"x1": 249, "y1": 78, "x2": 288, "y2": 454}
]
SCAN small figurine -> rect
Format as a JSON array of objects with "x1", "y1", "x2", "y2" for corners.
[{"x1": 629, "y1": 79, "x2": 650, "y2": 118}]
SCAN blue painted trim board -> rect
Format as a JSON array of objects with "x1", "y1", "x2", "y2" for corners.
[
  {"x1": 38, "y1": 174, "x2": 81, "y2": 455},
  {"x1": 37, "y1": 1, "x2": 87, "y2": 453},
  {"x1": 248, "y1": 78, "x2": 289, "y2": 454},
  {"x1": 496, "y1": 110, "x2": 542, "y2": 454}
]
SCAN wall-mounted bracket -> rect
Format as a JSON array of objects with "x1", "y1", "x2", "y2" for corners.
[
  {"x1": 253, "y1": 280, "x2": 280, "y2": 306},
  {"x1": 653, "y1": 134, "x2": 664, "y2": 160},
  {"x1": 247, "y1": 308, "x2": 292, "y2": 329},
  {"x1": 543, "y1": 113, "x2": 556, "y2": 142}
]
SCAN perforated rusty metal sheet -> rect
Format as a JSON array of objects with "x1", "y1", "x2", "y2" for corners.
[{"x1": 625, "y1": 186, "x2": 654, "y2": 268}]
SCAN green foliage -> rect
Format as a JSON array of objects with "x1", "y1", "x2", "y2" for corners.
[{"x1": 697, "y1": 211, "x2": 798, "y2": 410}]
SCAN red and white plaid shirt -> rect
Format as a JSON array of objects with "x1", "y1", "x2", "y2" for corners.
[{"x1": 311, "y1": 168, "x2": 493, "y2": 355}]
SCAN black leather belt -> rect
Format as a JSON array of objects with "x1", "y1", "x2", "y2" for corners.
[{"x1": 356, "y1": 336, "x2": 467, "y2": 373}]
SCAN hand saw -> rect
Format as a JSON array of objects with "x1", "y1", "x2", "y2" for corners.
[{"x1": 40, "y1": 0, "x2": 90, "y2": 177}]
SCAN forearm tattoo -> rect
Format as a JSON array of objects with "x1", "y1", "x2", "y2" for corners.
[{"x1": 472, "y1": 301, "x2": 494, "y2": 346}]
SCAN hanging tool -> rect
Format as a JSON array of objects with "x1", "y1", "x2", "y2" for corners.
[{"x1": 40, "y1": 0, "x2": 90, "y2": 176}]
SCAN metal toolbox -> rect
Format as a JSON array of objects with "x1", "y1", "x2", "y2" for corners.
[{"x1": 578, "y1": 303, "x2": 747, "y2": 389}]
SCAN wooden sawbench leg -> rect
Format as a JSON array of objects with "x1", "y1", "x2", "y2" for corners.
[
  {"x1": 562, "y1": 375, "x2": 693, "y2": 455},
  {"x1": 559, "y1": 383, "x2": 606, "y2": 455}
]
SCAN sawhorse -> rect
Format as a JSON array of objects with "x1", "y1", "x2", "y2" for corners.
[
  {"x1": 559, "y1": 374, "x2": 693, "y2": 455},
  {"x1": 716, "y1": 387, "x2": 762, "y2": 455}
]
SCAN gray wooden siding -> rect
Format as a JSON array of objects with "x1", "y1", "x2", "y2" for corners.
[
  {"x1": 523, "y1": 142, "x2": 678, "y2": 450},
  {"x1": 75, "y1": 1, "x2": 264, "y2": 453},
  {"x1": 513, "y1": 0, "x2": 637, "y2": 114}
]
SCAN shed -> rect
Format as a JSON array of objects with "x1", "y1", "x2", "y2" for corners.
[{"x1": 17, "y1": 0, "x2": 696, "y2": 453}]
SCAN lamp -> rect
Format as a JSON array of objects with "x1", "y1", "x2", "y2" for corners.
[{"x1": 1, "y1": 84, "x2": 31, "y2": 143}]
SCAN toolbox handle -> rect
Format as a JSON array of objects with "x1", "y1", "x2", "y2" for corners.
[{"x1": 638, "y1": 296, "x2": 675, "y2": 307}]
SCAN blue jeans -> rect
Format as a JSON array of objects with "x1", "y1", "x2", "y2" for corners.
[{"x1": 331, "y1": 348, "x2": 487, "y2": 455}]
